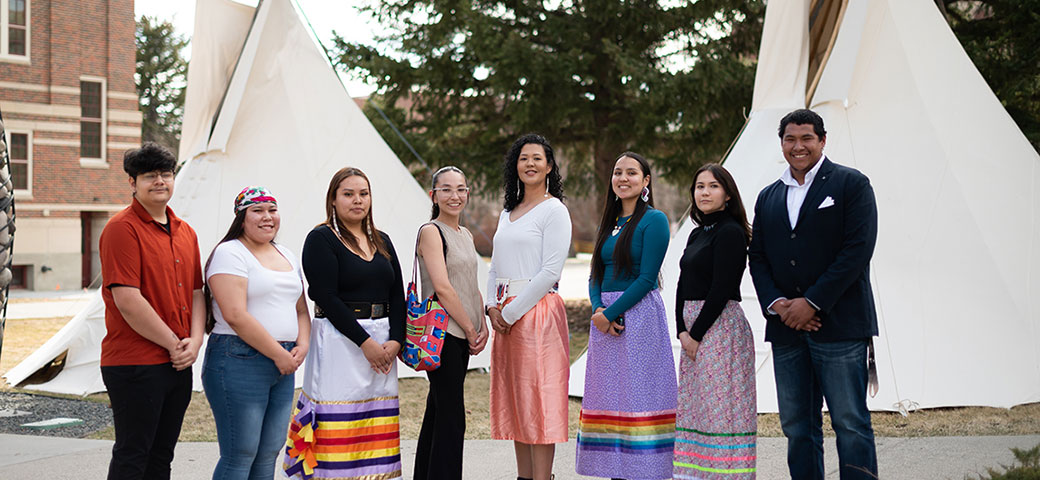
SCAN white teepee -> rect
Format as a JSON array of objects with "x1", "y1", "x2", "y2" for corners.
[
  {"x1": 5, "y1": 0, "x2": 491, "y2": 394},
  {"x1": 571, "y1": 0, "x2": 1040, "y2": 412}
]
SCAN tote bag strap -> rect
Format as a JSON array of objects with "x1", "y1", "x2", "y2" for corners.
[{"x1": 410, "y1": 222, "x2": 449, "y2": 289}]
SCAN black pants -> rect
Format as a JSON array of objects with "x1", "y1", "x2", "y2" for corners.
[
  {"x1": 101, "y1": 363, "x2": 193, "y2": 480},
  {"x1": 414, "y1": 334, "x2": 471, "y2": 480}
]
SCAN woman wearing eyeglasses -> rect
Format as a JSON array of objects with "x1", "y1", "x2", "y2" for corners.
[{"x1": 412, "y1": 166, "x2": 489, "y2": 480}]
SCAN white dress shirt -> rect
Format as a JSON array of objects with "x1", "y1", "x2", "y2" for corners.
[{"x1": 779, "y1": 156, "x2": 826, "y2": 229}]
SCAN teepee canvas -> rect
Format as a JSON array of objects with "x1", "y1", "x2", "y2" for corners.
[
  {"x1": 795, "y1": 0, "x2": 1040, "y2": 410},
  {"x1": 571, "y1": 0, "x2": 1040, "y2": 412},
  {"x1": 6, "y1": 0, "x2": 491, "y2": 394}
]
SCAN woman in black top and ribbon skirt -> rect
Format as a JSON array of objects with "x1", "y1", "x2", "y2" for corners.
[
  {"x1": 283, "y1": 167, "x2": 406, "y2": 480},
  {"x1": 673, "y1": 163, "x2": 757, "y2": 479}
]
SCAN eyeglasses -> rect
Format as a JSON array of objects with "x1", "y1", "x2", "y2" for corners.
[
  {"x1": 434, "y1": 187, "x2": 470, "y2": 196},
  {"x1": 139, "y1": 171, "x2": 175, "y2": 182}
]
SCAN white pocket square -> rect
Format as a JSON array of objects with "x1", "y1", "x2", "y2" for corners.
[{"x1": 818, "y1": 196, "x2": 835, "y2": 209}]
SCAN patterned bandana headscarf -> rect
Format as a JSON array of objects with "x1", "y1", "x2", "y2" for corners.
[{"x1": 234, "y1": 186, "x2": 277, "y2": 214}]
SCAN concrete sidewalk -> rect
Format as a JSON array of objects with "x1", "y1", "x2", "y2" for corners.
[
  {"x1": 5, "y1": 290, "x2": 93, "y2": 320},
  {"x1": 1, "y1": 434, "x2": 1037, "y2": 479}
]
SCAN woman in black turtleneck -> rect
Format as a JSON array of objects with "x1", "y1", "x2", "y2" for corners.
[{"x1": 672, "y1": 164, "x2": 758, "y2": 479}]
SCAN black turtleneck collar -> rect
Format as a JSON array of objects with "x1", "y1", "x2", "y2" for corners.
[{"x1": 700, "y1": 210, "x2": 728, "y2": 229}]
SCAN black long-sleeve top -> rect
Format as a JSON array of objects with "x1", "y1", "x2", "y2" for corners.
[
  {"x1": 675, "y1": 211, "x2": 747, "y2": 342},
  {"x1": 301, "y1": 225, "x2": 406, "y2": 346}
]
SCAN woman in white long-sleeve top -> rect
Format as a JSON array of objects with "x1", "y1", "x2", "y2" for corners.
[{"x1": 486, "y1": 133, "x2": 572, "y2": 480}]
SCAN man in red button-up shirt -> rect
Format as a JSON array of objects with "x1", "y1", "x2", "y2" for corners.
[{"x1": 98, "y1": 142, "x2": 204, "y2": 480}]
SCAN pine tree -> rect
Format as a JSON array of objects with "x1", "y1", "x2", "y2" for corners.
[
  {"x1": 333, "y1": 0, "x2": 765, "y2": 192},
  {"x1": 136, "y1": 16, "x2": 189, "y2": 157}
]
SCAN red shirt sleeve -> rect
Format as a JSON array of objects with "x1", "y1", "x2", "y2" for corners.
[{"x1": 100, "y1": 221, "x2": 142, "y2": 289}]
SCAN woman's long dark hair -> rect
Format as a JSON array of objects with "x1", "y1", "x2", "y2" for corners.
[
  {"x1": 591, "y1": 152, "x2": 654, "y2": 283},
  {"x1": 322, "y1": 167, "x2": 391, "y2": 259},
  {"x1": 689, "y1": 163, "x2": 751, "y2": 243},
  {"x1": 204, "y1": 210, "x2": 248, "y2": 333},
  {"x1": 502, "y1": 133, "x2": 564, "y2": 211}
]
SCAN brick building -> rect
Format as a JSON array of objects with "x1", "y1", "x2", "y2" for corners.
[{"x1": 0, "y1": 0, "x2": 141, "y2": 290}]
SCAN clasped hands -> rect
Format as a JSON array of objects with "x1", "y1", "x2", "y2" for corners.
[
  {"x1": 464, "y1": 325, "x2": 490, "y2": 355},
  {"x1": 168, "y1": 337, "x2": 200, "y2": 371},
  {"x1": 488, "y1": 306, "x2": 511, "y2": 335},
  {"x1": 590, "y1": 308, "x2": 623, "y2": 337},
  {"x1": 362, "y1": 338, "x2": 401, "y2": 374},
  {"x1": 678, "y1": 332, "x2": 699, "y2": 361},
  {"x1": 773, "y1": 297, "x2": 822, "y2": 331},
  {"x1": 273, "y1": 342, "x2": 309, "y2": 375}
]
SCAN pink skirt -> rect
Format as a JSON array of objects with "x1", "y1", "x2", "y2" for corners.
[{"x1": 489, "y1": 293, "x2": 570, "y2": 444}]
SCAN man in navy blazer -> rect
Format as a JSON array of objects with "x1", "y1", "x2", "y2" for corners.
[{"x1": 749, "y1": 109, "x2": 878, "y2": 479}]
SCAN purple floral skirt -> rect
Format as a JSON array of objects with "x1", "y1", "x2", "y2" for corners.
[{"x1": 576, "y1": 289, "x2": 677, "y2": 480}]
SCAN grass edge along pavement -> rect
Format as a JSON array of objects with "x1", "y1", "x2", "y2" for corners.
[{"x1": 2, "y1": 299, "x2": 1039, "y2": 441}]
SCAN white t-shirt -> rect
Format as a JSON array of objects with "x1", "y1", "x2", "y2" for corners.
[
  {"x1": 206, "y1": 239, "x2": 304, "y2": 341},
  {"x1": 486, "y1": 197, "x2": 572, "y2": 324}
]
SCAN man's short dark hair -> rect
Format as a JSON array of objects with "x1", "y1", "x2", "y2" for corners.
[
  {"x1": 123, "y1": 142, "x2": 176, "y2": 178},
  {"x1": 778, "y1": 109, "x2": 827, "y2": 139}
]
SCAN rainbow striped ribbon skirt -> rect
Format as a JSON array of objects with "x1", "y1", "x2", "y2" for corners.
[{"x1": 283, "y1": 393, "x2": 402, "y2": 480}]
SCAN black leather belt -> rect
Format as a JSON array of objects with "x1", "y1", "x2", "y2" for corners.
[{"x1": 315, "y1": 302, "x2": 389, "y2": 319}]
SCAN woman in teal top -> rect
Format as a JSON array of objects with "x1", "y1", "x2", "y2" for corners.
[{"x1": 576, "y1": 152, "x2": 677, "y2": 480}]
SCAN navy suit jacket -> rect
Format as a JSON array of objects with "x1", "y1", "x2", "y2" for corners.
[{"x1": 748, "y1": 158, "x2": 879, "y2": 344}]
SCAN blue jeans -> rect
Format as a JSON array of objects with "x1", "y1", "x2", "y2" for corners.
[
  {"x1": 772, "y1": 335, "x2": 877, "y2": 480},
  {"x1": 202, "y1": 334, "x2": 296, "y2": 480}
]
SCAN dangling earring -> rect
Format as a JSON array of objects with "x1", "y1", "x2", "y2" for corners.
[
  {"x1": 544, "y1": 176, "x2": 550, "y2": 198},
  {"x1": 516, "y1": 179, "x2": 522, "y2": 200},
  {"x1": 640, "y1": 186, "x2": 650, "y2": 203},
  {"x1": 365, "y1": 217, "x2": 374, "y2": 240},
  {"x1": 331, "y1": 209, "x2": 343, "y2": 238}
]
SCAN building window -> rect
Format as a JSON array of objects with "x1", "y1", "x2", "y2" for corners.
[
  {"x1": 7, "y1": 131, "x2": 29, "y2": 191},
  {"x1": 1, "y1": 0, "x2": 29, "y2": 59},
  {"x1": 10, "y1": 265, "x2": 27, "y2": 289},
  {"x1": 81, "y1": 80, "x2": 104, "y2": 159}
]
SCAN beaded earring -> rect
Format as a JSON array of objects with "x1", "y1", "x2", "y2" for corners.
[
  {"x1": 331, "y1": 210, "x2": 342, "y2": 237},
  {"x1": 330, "y1": 210, "x2": 349, "y2": 246}
]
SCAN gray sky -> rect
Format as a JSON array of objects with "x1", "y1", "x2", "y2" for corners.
[{"x1": 134, "y1": 0, "x2": 380, "y2": 96}]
